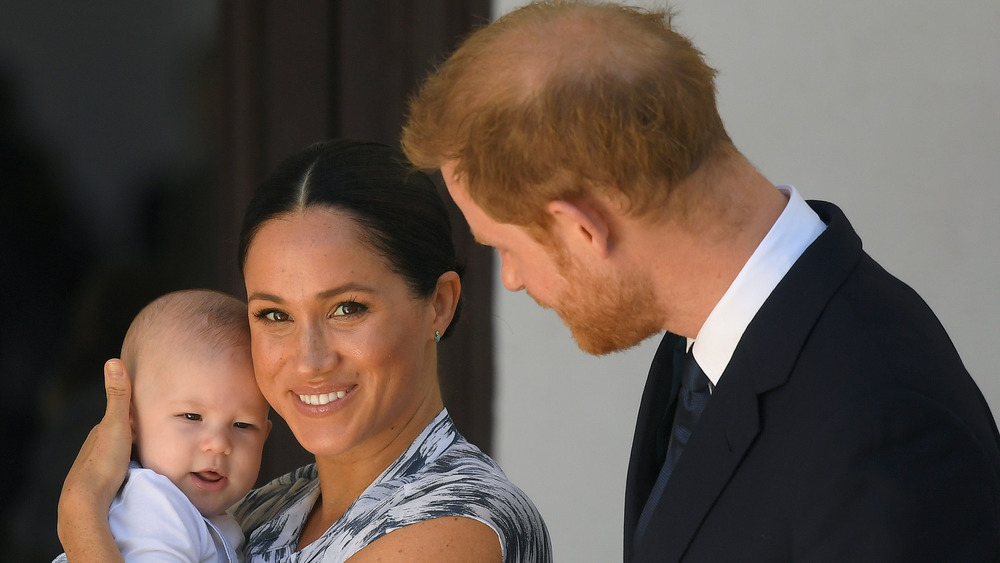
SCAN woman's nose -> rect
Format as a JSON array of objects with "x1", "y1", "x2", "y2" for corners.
[{"x1": 299, "y1": 321, "x2": 337, "y2": 375}]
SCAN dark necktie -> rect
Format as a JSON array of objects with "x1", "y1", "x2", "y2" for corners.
[
  {"x1": 634, "y1": 341, "x2": 713, "y2": 544},
  {"x1": 657, "y1": 343, "x2": 711, "y2": 484}
]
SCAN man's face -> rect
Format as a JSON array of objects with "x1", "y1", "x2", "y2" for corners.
[
  {"x1": 440, "y1": 162, "x2": 564, "y2": 300},
  {"x1": 547, "y1": 248, "x2": 662, "y2": 355},
  {"x1": 441, "y1": 161, "x2": 661, "y2": 355}
]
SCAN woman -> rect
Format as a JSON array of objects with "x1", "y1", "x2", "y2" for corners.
[{"x1": 57, "y1": 140, "x2": 552, "y2": 562}]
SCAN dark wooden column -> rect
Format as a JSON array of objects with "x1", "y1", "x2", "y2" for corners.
[{"x1": 218, "y1": 0, "x2": 494, "y2": 483}]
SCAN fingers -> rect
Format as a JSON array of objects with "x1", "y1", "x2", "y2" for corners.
[{"x1": 103, "y1": 358, "x2": 131, "y2": 423}]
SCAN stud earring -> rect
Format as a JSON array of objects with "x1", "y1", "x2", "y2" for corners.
[{"x1": 434, "y1": 330, "x2": 441, "y2": 343}]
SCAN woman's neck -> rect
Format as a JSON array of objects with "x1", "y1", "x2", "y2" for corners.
[{"x1": 296, "y1": 394, "x2": 444, "y2": 550}]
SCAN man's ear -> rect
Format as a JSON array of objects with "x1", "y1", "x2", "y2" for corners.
[{"x1": 547, "y1": 199, "x2": 612, "y2": 258}]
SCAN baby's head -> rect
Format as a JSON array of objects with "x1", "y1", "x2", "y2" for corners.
[{"x1": 121, "y1": 289, "x2": 271, "y2": 517}]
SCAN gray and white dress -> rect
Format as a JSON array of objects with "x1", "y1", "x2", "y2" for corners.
[{"x1": 233, "y1": 409, "x2": 552, "y2": 563}]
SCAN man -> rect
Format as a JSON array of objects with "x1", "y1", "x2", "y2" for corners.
[{"x1": 402, "y1": 1, "x2": 1000, "y2": 561}]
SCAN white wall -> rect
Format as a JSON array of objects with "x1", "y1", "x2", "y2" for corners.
[{"x1": 488, "y1": 1, "x2": 1000, "y2": 561}]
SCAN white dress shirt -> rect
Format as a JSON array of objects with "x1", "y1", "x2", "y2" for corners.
[{"x1": 691, "y1": 185, "x2": 827, "y2": 388}]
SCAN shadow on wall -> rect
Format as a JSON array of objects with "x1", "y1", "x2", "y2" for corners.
[
  {"x1": 0, "y1": 57, "x2": 227, "y2": 558},
  {"x1": 0, "y1": 67, "x2": 95, "y2": 560}
]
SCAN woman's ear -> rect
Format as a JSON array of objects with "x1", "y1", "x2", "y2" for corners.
[
  {"x1": 547, "y1": 198, "x2": 612, "y2": 258},
  {"x1": 431, "y1": 271, "x2": 462, "y2": 336}
]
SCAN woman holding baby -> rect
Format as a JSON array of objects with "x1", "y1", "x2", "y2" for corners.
[{"x1": 57, "y1": 140, "x2": 552, "y2": 562}]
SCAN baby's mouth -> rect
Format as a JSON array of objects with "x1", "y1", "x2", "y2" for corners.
[{"x1": 193, "y1": 470, "x2": 224, "y2": 483}]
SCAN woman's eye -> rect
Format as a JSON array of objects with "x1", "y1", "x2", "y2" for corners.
[
  {"x1": 333, "y1": 301, "x2": 368, "y2": 317},
  {"x1": 255, "y1": 309, "x2": 289, "y2": 323},
  {"x1": 182, "y1": 413, "x2": 202, "y2": 421}
]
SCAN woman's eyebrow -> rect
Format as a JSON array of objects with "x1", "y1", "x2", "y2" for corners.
[{"x1": 247, "y1": 283, "x2": 379, "y2": 304}]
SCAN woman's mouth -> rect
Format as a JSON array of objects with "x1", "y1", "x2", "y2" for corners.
[{"x1": 298, "y1": 390, "x2": 347, "y2": 405}]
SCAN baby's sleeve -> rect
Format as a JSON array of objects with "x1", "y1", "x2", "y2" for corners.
[{"x1": 109, "y1": 468, "x2": 220, "y2": 562}]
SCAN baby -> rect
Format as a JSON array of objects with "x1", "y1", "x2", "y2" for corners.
[{"x1": 55, "y1": 289, "x2": 270, "y2": 562}]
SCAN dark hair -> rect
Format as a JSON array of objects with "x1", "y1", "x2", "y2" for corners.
[{"x1": 238, "y1": 139, "x2": 464, "y2": 338}]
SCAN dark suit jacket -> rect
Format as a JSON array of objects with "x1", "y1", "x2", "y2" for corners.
[{"x1": 624, "y1": 201, "x2": 1000, "y2": 562}]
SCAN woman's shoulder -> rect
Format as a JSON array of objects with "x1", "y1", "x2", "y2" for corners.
[
  {"x1": 414, "y1": 433, "x2": 547, "y2": 524},
  {"x1": 423, "y1": 433, "x2": 514, "y2": 489},
  {"x1": 382, "y1": 424, "x2": 553, "y2": 561},
  {"x1": 335, "y1": 413, "x2": 552, "y2": 562},
  {"x1": 385, "y1": 412, "x2": 538, "y2": 511}
]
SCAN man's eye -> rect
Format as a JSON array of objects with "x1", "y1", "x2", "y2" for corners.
[
  {"x1": 333, "y1": 301, "x2": 368, "y2": 317},
  {"x1": 182, "y1": 413, "x2": 202, "y2": 421}
]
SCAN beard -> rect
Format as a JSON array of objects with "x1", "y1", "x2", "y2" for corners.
[{"x1": 533, "y1": 252, "x2": 662, "y2": 356}]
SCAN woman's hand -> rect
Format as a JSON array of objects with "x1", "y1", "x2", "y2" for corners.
[{"x1": 56, "y1": 359, "x2": 132, "y2": 563}]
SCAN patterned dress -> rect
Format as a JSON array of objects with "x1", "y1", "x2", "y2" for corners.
[{"x1": 234, "y1": 410, "x2": 552, "y2": 562}]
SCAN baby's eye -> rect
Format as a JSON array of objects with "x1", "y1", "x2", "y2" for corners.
[
  {"x1": 234, "y1": 421, "x2": 253, "y2": 429},
  {"x1": 333, "y1": 301, "x2": 368, "y2": 317},
  {"x1": 182, "y1": 413, "x2": 202, "y2": 421}
]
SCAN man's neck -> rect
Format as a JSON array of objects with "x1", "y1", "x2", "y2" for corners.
[{"x1": 624, "y1": 154, "x2": 787, "y2": 339}]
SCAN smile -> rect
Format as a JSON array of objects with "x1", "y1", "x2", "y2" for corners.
[{"x1": 298, "y1": 390, "x2": 347, "y2": 405}]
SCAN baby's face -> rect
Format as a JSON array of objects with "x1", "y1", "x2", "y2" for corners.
[{"x1": 132, "y1": 335, "x2": 270, "y2": 517}]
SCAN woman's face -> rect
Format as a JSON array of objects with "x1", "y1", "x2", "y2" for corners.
[{"x1": 242, "y1": 208, "x2": 443, "y2": 461}]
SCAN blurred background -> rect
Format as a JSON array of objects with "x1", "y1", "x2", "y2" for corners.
[{"x1": 2, "y1": 1, "x2": 998, "y2": 561}]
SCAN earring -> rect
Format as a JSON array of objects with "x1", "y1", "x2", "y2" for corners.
[{"x1": 434, "y1": 330, "x2": 441, "y2": 343}]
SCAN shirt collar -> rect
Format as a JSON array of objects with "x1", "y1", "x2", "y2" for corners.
[{"x1": 691, "y1": 185, "x2": 827, "y2": 385}]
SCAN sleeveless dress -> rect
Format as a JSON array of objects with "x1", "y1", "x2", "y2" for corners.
[{"x1": 233, "y1": 410, "x2": 552, "y2": 563}]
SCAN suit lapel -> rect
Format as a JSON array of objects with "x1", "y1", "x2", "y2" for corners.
[
  {"x1": 625, "y1": 331, "x2": 684, "y2": 560},
  {"x1": 626, "y1": 201, "x2": 865, "y2": 562},
  {"x1": 632, "y1": 350, "x2": 762, "y2": 562}
]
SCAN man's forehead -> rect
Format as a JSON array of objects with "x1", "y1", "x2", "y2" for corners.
[
  {"x1": 439, "y1": 162, "x2": 477, "y2": 212},
  {"x1": 438, "y1": 159, "x2": 537, "y2": 249}
]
